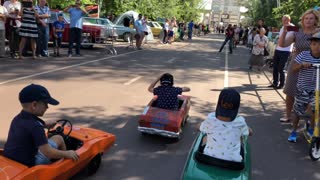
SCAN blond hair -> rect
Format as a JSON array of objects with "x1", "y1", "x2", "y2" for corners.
[{"x1": 301, "y1": 9, "x2": 320, "y2": 29}]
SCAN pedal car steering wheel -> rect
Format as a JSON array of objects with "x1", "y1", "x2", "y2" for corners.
[{"x1": 48, "y1": 119, "x2": 73, "y2": 139}]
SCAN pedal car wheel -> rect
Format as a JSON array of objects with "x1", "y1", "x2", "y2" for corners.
[
  {"x1": 309, "y1": 139, "x2": 320, "y2": 161},
  {"x1": 86, "y1": 153, "x2": 102, "y2": 175}
]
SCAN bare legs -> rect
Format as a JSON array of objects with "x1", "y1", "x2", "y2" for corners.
[
  {"x1": 285, "y1": 95, "x2": 294, "y2": 121},
  {"x1": 19, "y1": 37, "x2": 37, "y2": 59},
  {"x1": 50, "y1": 135, "x2": 66, "y2": 151}
]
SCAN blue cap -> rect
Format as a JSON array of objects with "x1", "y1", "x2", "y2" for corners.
[
  {"x1": 216, "y1": 88, "x2": 240, "y2": 121},
  {"x1": 19, "y1": 84, "x2": 59, "y2": 105}
]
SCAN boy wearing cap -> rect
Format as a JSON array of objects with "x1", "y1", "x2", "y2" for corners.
[
  {"x1": 148, "y1": 73, "x2": 190, "y2": 110},
  {"x1": 4, "y1": 84, "x2": 79, "y2": 167},
  {"x1": 288, "y1": 32, "x2": 320, "y2": 143},
  {"x1": 52, "y1": 14, "x2": 64, "y2": 57},
  {"x1": 199, "y1": 88, "x2": 252, "y2": 162}
]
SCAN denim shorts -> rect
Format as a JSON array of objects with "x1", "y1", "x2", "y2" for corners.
[{"x1": 35, "y1": 139, "x2": 58, "y2": 165}]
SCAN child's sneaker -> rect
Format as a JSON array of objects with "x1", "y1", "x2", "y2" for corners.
[
  {"x1": 288, "y1": 131, "x2": 297, "y2": 143},
  {"x1": 307, "y1": 128, "x2": 314, "y2": 137}
]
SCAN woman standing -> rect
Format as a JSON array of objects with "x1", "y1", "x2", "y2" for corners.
[
  {"x1": 248, "y1": 27, "x2": 268, "y2": 71},
  {"x1": 18, "y1": 0, "x2": 40, "y2": 59},
  {"x1": 278, "y1": 9, "x2": 320, "y2": 123}
]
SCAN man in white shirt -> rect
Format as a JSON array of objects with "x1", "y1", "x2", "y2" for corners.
[
  {"x1": 0, "y1": 4, "x2": 8, "y2": 57},
  {"x1": 3, "y1": 0, "x2": 21, "y2": 59},
  {"x1": 269, "y1": 15, "x2": 294, "y2": 90}
]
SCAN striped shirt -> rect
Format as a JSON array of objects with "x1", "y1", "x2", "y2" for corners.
[{"x1": 296, "y1": 51, "x2": 320, "y2": 91}]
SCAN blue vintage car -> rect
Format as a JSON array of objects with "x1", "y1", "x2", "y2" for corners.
[
  {"x1": 181, "y1": 133, "x2": 251, "y2": 180},
  {"x1": 83, "y1": 17, "x2": 135, "y2": 41}
]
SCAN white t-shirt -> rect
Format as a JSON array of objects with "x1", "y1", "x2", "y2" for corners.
[
  {"x1": 276, "y1": 24, "x2": 294, "y2": 52},
  {"x1": 0, "y1": 6, "x2": 8, "y2": 30},
  {"x1": 200, "y1": 112, "x2": 249, "y2": 162},
  {"x1": 3, "y1": 1, "x2": 21, "y2": 19}
]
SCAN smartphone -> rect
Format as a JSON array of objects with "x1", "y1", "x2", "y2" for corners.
[{"x1": 287, "y1": 26, "x2": 299, "y2": 32}]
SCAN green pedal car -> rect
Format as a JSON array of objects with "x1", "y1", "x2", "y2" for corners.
[{"x1": 181, "y1": 133, "x2": 251, "y2": 180}]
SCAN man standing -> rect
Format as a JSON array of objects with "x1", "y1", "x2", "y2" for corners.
[
  {"x1": 187, "y1": 20, "x2": 193, "y2": 40},
  {"x1": 268, "y1": 15, "x2": 294, "y2": 89},
  {"x1": 35, "y1": 0, "x2": 50, "y2": 57},
  {"x1": 219, "y1": 24, "x2": 234, "y2": 54},
  {"x1": 3, "y1": 0, "x2": 21, "y2": 59},
  {"x1": 134, "y1": 14, "x2": 144, "y2": 50},
  {"x1": 0, "y1": 3, "x2": 8, "y2": 58},
  {"x1": 64, "y1": 0, "x2": 87, "y2": 57}
]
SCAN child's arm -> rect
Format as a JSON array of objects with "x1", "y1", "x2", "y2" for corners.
[
  {"x1": 248, "y1": 127, "x2": 253, "y2": 136},
  {"x1": 292, "y1": 59, "x2": 312, "y2": 73},
  {"x1": 181, "y1": 87, "x2": 190, "y2": 92},
  {"x1": 148, "y1": 74, "x2": 163, "y2": 93}
]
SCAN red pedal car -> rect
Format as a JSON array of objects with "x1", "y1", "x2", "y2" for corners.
[
  {"x1": 138, "y1": 95, "x2": 191, "y2": 139},
  {"x1": 0, "y1": 119, "x2": 115, "y2": 179}
]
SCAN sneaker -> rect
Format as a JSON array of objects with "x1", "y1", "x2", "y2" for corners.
[
  {"x1": 75, "y1": 54, "x2": 82, "y2": 57},
  {"x1": 57, "y1": 52, "x2": 60, "y2": 57},
  {"x1": 268, "y1": 84, "x2": 277, "y2": 88},
  {"x1": 307, "y1": 128, "x2": 314, "y2": 137},
  {"x1": 68, "y1": 54, "x2": 72, "y2": 58},
  {"x1": 288, "y1": 131, "x2": 297, "y2": 143}
]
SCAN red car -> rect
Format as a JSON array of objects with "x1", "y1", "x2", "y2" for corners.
[
  {"x1": 138, "y1": 95, "x2": 191, "y2": 140},
  {"x1": 49, "y1": 10, "x2": 107, "y2": 48}
]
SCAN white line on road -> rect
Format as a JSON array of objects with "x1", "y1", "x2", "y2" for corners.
[
  {"x1": 0, "y1": 51, "x2": 139, "y2": 85},
  {"x1": 167, "y1": 58, "x2": 176, "y2": 63},
  {"x1": 224, "y1": 50, "x2": 229, "y2": 88},
  {"x1": 124, "y1": 76, "x2": 142, "y2": 85}
]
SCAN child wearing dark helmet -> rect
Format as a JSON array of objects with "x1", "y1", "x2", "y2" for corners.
[
  {"x1": 148, "y1": 73, "x2": 190, "y2": 110},
  {"x1": 199, "y1": 88, "x2": 252, "y2": 162}
]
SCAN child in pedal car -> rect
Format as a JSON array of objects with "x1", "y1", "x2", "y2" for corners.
[{"x1": 148, "y1": 73, "x2": 190, "y2": 110}]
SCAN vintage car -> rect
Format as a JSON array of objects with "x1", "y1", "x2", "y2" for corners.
[
  {"x1": 147, "y1": 21, "x2": 162, "y2": 36},
  {"x1": 49, "y1": 10, "x2": 107, "y2": 48},
  {"x1": 0, "y1": 119, "x2": 116, "y2": 179},
  {"x1": 83, "y1": 17, "x2": 135, "y2": 41},
  {"x1": 181, "y1": 133, "x2": 251, "y2": 180},
  {"x1": 138, "y1": 95, "x2": 191, "y2": 139}
]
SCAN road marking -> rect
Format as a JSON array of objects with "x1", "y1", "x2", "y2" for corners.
[
  {"x1": 124, "y1": 76, "x2": 142, "y2": 85},
  {"x1": 224, "y1": 50, "x2": 229, "y2": 88},
  {"x1": 167, "y1": 58, "x2": 176, "y2": 63},
  {"x1": 0, "y1": 51, "x2": 139, "y2": 85}
]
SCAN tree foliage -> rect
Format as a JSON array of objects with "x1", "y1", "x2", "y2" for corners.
[
  {"x1": 103, "y1": 0, "x2": 203, "y2": 21},
  {"x1": 238, "y1": 0, "x2": 319, "y2": 28},
  {"x1": 48, "y1": 0, "x2": 203, "y2": 22}
]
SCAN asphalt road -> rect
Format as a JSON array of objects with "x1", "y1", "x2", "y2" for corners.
[{"x1": 1, "y1": 34, "x2": 320, "y2": 180}]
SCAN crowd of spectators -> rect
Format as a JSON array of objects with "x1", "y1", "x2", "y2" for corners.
[{"x1": 0, "y1": 0, "x2": 86, "y2": 59}]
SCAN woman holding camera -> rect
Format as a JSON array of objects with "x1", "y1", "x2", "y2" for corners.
[{"x1": 18, "y1": 0, "x2": 40, "y2": 59}]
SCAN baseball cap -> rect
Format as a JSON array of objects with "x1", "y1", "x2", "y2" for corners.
[
  {"x1": 308, "y1": 32, "x2": 320, "y2": 41},
  {"x1": 19, "y1": 84, "x2": 59, "y2": 105},
  {"x1": 160, "y1": 73, "x2": 174, "y2": 86},
  {"x1": 215, "y1": 88, "x2": 240, "y2": 121}
]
